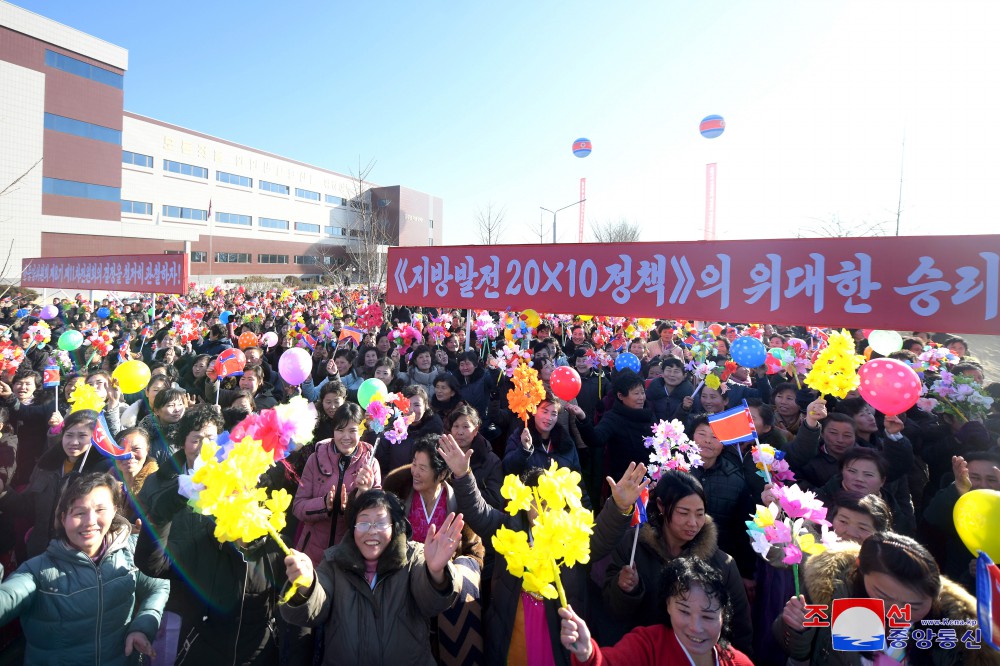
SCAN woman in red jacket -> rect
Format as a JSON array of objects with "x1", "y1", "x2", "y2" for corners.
[{"x1": 558, "y1": 557, "x2": 753, "y2": 666}]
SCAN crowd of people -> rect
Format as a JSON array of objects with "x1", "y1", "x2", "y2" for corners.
[{"x1": 0, "y1": 287, "x2": 998, "y2": 665}]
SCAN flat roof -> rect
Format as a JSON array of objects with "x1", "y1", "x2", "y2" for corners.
[{"x1": 0, "y1": 1, "x2": 128, "y2": 69}]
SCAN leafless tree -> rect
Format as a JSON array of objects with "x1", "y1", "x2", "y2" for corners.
[
  {"x1": 798, "y1": 214, "x2": 887, "y2": 238},
  {"x1": 345, "y1": 158, "x2": 393, "y2": 302},
  {"x1": 526, "y1": 211, "x2": 549, "y2": 244},
  {"x1": 0, "y1": 159, "x2": 42, "y2": 300},
  {"x1": 475, "y1": 202, "x2": 507, "y2": 245},
  {"x1": 590, "y1": 217, "x2": 641, "y2": 243},
  {"x1": 312, "y1": 248, "x2": 355, "y2": 286}
]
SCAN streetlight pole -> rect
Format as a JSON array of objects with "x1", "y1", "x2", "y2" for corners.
[{"x1": 540, "y1": 199, "x2": 586, "y2": 244}]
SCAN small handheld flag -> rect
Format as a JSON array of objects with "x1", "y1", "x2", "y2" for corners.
[
  {"x1": 91, "y1": 412, "x2": 132, "y2": 461},
  {"x1": 629, "y1": 487, "x2": 649, "y2": 567},
  {"x1": 43, "y1": 362, "x2": 60, "y2": 388},
  {"x1": 708, "y1": 400, "x2": 758, "y2": 462},
  {"x1": 339, "y1": 326, "x2": 363, "y2": 346},
  {"x1": 977, "y1": 551, "x2": 1000, "y2": 651},
  {"x1": 118, "y1": 332, "x2": 132, "y2": 364}
]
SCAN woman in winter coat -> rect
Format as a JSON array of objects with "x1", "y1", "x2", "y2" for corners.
[
  {"x1": 0, "y1": 472, "x2": 168, "y2": 665},
  {"x1": 592, "y1": 371, "x2": 656, "y2": 500},
  {"x1": 293, "y1": 403, "x2": 380, "y2": 564},
  {"x1": 444, "y1": 404, "x2": 503, "y2": 509},
  {"x1": 455, "y1": 351, "x2": 496, "y2": 426},
  {"x1": 281, "y1": 488, "x2": 464, "y2": 665},
  {"x1": 432, "y1": 373, "x2": 465, "y2": 423},
  {"x1": 603, "y1": 470, "x2": 753, "y2": 656},
  {"x1": 439, "y1": 434, "x2": 649, "y2": 666},
  {"x1": 775, "y1": 532, "x2": 992, "y2": 666},
  {"x1": 815, "y1": 447, "x2": 916, "y2": 536},
  {"x1": 382, "y1": 436, "x2": 458, "y2": 543},
  {"x1": 120, "y1": 374, "x2": 172, "y2": 430},
  {"x1": 503, "y1": 390, "x2": 591, "y2": 507},
  {"x1": 136, "y1": 405, "x2": 287, "y2": 666},
  {"x1": 0, "y1": 368, "x2": 57, "y2": 487},
  {"x1": 644, "y1": 357, "x2": 694, "y2": 422},
  {"x1": 403, "y1": 345, "x2": 441, "y2": 394},
  {"x1": 559, "y1": 557, "x2": 753, "y2": 666},
  {"x1": 375, "y1": 385, "x2": 444, "y2": 475},
  {"x1": 138, "y1": 386, "x2": 188, "y2": 464},
  {"x1": 13, "y1": 409, "x2": 114, "y2": 558},
  {"x1": 112, "y1": 426, "x2": 158, "y2": 527}
]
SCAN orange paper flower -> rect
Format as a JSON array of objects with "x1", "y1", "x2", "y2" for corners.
[{"x1": 507, "y1": 362, "x2": 546, "y2": 425}]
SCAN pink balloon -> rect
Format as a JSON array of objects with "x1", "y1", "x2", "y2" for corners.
[
  {"x1": 857, "y1": 358, "x2": 922, "y2": 416},
  {"x1": 278, "y1": 347, "x2": 312, "y2": 386}
]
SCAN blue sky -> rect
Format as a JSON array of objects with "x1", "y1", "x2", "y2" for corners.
[{"x1": 15, "y1": 1, "x2": 1000, "y2": 245}]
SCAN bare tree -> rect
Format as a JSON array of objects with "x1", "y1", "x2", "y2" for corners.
[
  {"x1": 312, "y1": 248, "x2": 355, "y2": 286},
  {"x1": 798, "y1": 214, "x2": 887, "y2": 238},
  {"x1": 0, "y1": 159, "x2": 42, "y2": 300},
  {"x1": 590, "y1": 217, "x2": 641, "y2": 243},
  {"x1": 526, "y1": 211, "x2": 549, "y2": 244},
  {"x1": 475, "y1": 202, "x2": 507, "y2": 245},
  {"x1": 345, "y1": 158, "x2": 393, "y2": 302}
]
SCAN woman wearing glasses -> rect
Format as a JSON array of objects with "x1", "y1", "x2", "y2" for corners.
[{"x1": 282, "y1": 488, "x2": 465, "y2": 664}]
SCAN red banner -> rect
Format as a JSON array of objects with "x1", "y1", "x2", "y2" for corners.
[
  {"x1": 387, "y1": 235, "x2": 1000, "y2": 334},
  {"x1": 21, "y1": 253, "x2": 189, "y2": 295}
]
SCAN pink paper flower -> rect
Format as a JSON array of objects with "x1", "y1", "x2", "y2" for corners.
[{"x1": 782, "y1": 544, "x2": 803, "y2": 566}]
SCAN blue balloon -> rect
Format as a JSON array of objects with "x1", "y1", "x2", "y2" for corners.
[
  {"x1": 15, "y1": 308, "x2": 29, "y2": 318},
  {"x1": 730, "y1": 336, "x2": 767, "y2": 368},
  {"x1": 615, "y1": 352, "x2": 641, "y2": 374},
  {"x1": 219, "y1": 310, "x2": 232, "y2": 324},
  {"x1": 96, "y1": 307, "x2": 110, "y2": 319}
]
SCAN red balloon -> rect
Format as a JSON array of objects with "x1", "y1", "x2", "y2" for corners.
[
  {"x1": 857, "y1": 358, "x2": 921, "y2": 416},
  {"x1": 215, "y1": 348, "x2": 247, "y2": 379},
  {"x1": 550, "y1": 366, "x2": 582, "y2": 401}
]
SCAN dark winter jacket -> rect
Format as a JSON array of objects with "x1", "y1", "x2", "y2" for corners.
[
  {"x1": 4, "y1": 396, "x2": 56, "y2": 486},
  {"x1": 374, "y1": 410, "x2": 444, "y2": 475},
  {"x1": 645, "y1": 377, "x2": 693, "y2": 422},
  {"x1": 279, "y1": 524, "x2": 461, "y2": 665},
  {"x1": 136, "y1": 453, "x2": 286, "y2": 666},
  {"x1": 692, "y1": 454, "x2": 756, "y2": 578},
  {"x1": 456, "y1": 366, "x2": 496, "y2": 425},
  {"x1": 592, "y1": 400, "x2": 657, "y2": 485},
  {"x1": 0, "y1": 431, "x2": 17, "y2": 495},
  {"x1": 577, "y1": 369, "x2": 610, "y2": 421},
  {"x1": 0, "y1": 522, "x2": 168, "y2": 666},
  {"x1": 451, "y1": 470, "x2": 632, "y2": 666},
  {"x1": 193, "y1": 336, "x2": 233, "y2": 357},
  {"x1": 503, "y1": 420, "x2": 590, "y2": 508},
  {"x1": 603, "y1": 517, "x2": 753, "y2": 656},
  {"x1": 138, "y1": 413, "x2": 180, "y2": 466}
]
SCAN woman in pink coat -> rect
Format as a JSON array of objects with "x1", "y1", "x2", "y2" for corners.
[{"x1": 293, "y1": 403, "x2": 381, "y2": 563}]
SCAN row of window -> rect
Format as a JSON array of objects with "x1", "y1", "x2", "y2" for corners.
[
  {"x1": 43, "y1": 177, "x2": 120, "y2": 202},
  {"x1": 44, "y1": 113, "x2": 121, "y2": 145},
  {"x1": 216, "y1": 212, "x2": 252, "y2": 226},
  {"x1": 122, "y1": 200, "x2": 152, "y2": 215},
  {"x1": 189, "y1": 252, "x2": 325, "y2": 265},
  {"x1": 45, "y1": 50, "x2": 123, "y2": 89},
  {"x1": 119, "y1": 152, "x2": 351, "y2": 205},
  {"x1": 162, "y1": 205, "x2": 208, "y2": 221}
]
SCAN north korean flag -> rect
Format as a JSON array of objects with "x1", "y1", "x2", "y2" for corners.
[
  {"x1": 43, "y1": 362, "x2": 60, "y2": 388},
  {"x1": 631, "y1": 487, "x2": 649, "y2": 527},
  {"x1": 91, "y1": 412, "x2": 132, "y2": 460},
  {"x1": 978, "y1": 552, "x2": 1000, "y2": 651}
]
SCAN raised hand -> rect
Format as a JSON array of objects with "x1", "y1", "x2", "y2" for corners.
[
  {"x1": 520, "y1": 427, "x2": 533, "y2": 452},
  {"x1": 438, "y1": 434, "x2": 473, "y2": 478},
  {"x1": 617, "y1": 565, "x2": 639, "y2": 593},
  {"x1": 355, "y1": 465, "x2": 375, "y2": 494},
  {"x1": 0, "y1": 381, "x2": 12, "y2": 399},
  {"x1": 424, "y1": 512, "x2": 464, "y2": 582},
  {"x1": 805, "y1": 397, "x2": 828, "y2": 429},
  {"x1": 782, "y1": 594, "x2": 807, "y2": 632},
  {"x1": 558, "y1": 605, "x2": 594, "y2": 662},
  {"x1": 884, "y1": 414, "x2": 904, "y2": 436},
  {"x1": 284, "y1": 549, "x2": 315, "y2": 590},
  {"x1": 953, "y1": 455, "x2": 971, "y2": 495},
  {"x1": 607, "y1": 461, "x2": 650, "y2": 514}
]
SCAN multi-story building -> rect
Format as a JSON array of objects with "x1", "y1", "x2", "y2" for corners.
[{"x1": 0, "y1": 1, "x2": 443, "y2": 285}]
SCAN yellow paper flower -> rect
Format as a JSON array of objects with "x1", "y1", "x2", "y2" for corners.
[
  {"x1": 705, "y1": 374, "x2": 721, "y2": 390},
  {"x1": 803, "y1": 329, "x2": 862, "y2": 399},
  {"x1": 68, "y1": 383, "x2": 106, "y2": 414},
  {"x1": 501, "y1": 475, "x2": 534, "y2": 516},
  {"x1": 492, "y1": 527, "x2": 531, "y2": 576},
  {"x1": 752, "y1": 503, "x2": 779, "y2": 529},
  {"x1": 797, "y1": 532, "x2": 827, "y2": 556}
]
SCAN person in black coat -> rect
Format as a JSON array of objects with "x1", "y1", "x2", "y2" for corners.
[
  {"x1": 591, "y1": 371, "x2": 656, "y2": 504},
  {"x1": 0, "y1": 369, "x2": 57, "y2": 487},
  {"x1": 455, "y1": 351, "x2": 498, "y2": 427},
  {"x1": 644, "y1": 357, "x2": 693, "y2": 422},
  {"x1": 193, "y1": 323, "x2": 233, "y2": 357}
]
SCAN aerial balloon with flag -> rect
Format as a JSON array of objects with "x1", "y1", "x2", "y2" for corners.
[
  {"x1": 699, "y1": 114, "x2": 726, "y2": 139},
  {"x1": 572, "y1": 137, "x2": 592, "y2": 158}
]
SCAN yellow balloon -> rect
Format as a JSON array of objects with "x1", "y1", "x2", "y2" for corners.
[
  {"x1": 522, "y1": 308, "x2": 541, "y2": 328},
  {"x1": 112, "y1": 360, "x2": 152, "y2": 394},
  {"x1": 578, "y1": 315, "x2": 593, "y2": 322},
  {"x1": 953, "y1": 489, "x2": 1000, "y2": 560}
]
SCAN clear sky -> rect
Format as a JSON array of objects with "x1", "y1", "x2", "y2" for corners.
[{"x1": 13, "y1": 0, "x2": 1000, "y2": 245}]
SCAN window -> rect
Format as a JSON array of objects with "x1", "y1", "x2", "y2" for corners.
[
  {"x1": 215, "y1": 252, "x2": 250, "y2": 263},
  {"x1": 259, "y1": 180, "x2": 289, "y2": 195},
  {"x1": 216, "y1": 212, "x2": 252, "y2": 226},
  {"x1": 44, "y1": 113, "x2": 121, "y2": 145},
  {"x1": 325, "y1": 226, "x2": 347, "y2": 237},
  {"x1": 121, "y1": 200, "x2": 152, "y2": 215},
  {"x1": 216, "y1": 171, "x2": 251, "y2": 187},
  {"x1": 191, "y1": 251, "x2": 207, "y2": 263},
  {"x1": 295, "y1": 256, "x2": 318, "y2": 265},
  {"x1": 122, "y1": 150, "x2": 153, "y2": 168},
  {"x1": 163, "y1": 160, "x2": 208, "y2": 179},
  {"x1": 295, "y1": 188, "x2": 320, "y2": 201},
  {"x1": 42, "y1": 177, "x2": 120, "y2": 202},
  {"x1": 325, "y1": 194, "x2": 346, "y2": 206},
  {"x1": 258, "y1": 254, "x2": 288, "y2": 264},
  {"x1": 44, "y1": 50, "x2": 123, "y2": 89},
  {"x1": 163, "y1": 205, "x2": 208, "y2": 221},
  {"x1": 295, "y1": 222, "x2": 320, "y2": 234},
  {"x1": 259, "y1": 217, "x2": 289, "y2": 230}
]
